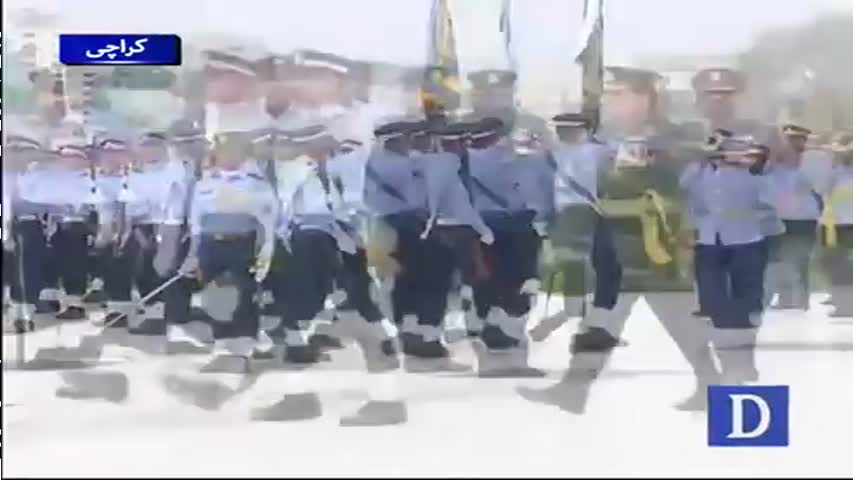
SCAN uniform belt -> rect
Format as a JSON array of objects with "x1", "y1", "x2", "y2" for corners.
[
  {"x1": 16, "y1": 215, "x2": 39, "y2": 221},
  {"x1": 436, "y1": 218, "x2": 464, "y2": 226},
  {"x1": 206, "y1": 233, "x2": 253, "y2": 242}
]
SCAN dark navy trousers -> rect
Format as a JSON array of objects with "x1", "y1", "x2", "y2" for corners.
[
  {"x1": 694, "y1": 238, "x2": 767, "y2": 329},
  {"x1": 197, "y1": 233, "x2": 259, "y2": 339}
]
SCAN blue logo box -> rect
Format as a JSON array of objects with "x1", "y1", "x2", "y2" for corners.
[
  {"x1": 59, "y1": 34, "x2": 182, "y2": 66},
  {"x1": 708, "y1": 385, "x2": 789, "y2": 447}
]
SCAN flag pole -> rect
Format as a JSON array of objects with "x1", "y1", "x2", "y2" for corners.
[{"x1": 580, "y1": 0, "x2": 604, "y2": 133}]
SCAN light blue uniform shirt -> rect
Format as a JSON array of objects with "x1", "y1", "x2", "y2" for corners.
[
  {"x1": 189, "y1": 168, "x2": 278, "y2": 242},
  {"x1": 16, "y1": 168, "x2": 94, "y2": 219},
  {"x1": 764, "y1": 163, "x2": 821, "y2": 221},
  {"x1": 274, "y1": 156, "x2": 357, "y2": 252},
  {"x1": 127, "y1": 162, "x2": 190, "y2": 224},
  {"x1": 365, "y1": 149, "x2": 427, "y2": 217},
  {"x1": 467, "y1": 144, "x2": 527, "y2": 214},
  {"x1": 550, "y1": 142, "x2": 612, "y2": 210},
  {"x1": 680, "y1": 161, "x2": 779, "y2": 246},
  {"x1": 416, "y1": 151, "x2": 491, "y2": 238},
  {"x1": 515, "y1": 151, "x2": 556, "y2": 222}
]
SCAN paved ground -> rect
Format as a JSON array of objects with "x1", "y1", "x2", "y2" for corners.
[{"x1": 3, "y1": 293, "x2": 852, "y2": 478}]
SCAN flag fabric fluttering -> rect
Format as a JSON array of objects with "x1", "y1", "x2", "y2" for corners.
[
  {"x1": 575, "y1": 0, "x2": 604, "y2": 131},
  {"x1": 499, "y1": 0, "x2": 517, "y2": 73},
  {"x1": 421, "y1": 0, "x2": 461, "y2": 114}
]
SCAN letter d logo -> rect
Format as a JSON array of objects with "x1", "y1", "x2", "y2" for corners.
[
  {"x1": 727, "y1": 394, "x2": 771, "y2": 439},
  {"x1": 708, "y1": 385, "x2": 789, "y2": 447}
]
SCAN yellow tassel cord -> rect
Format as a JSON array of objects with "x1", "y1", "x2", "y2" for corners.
[
  {"x1": 821, "y1": 197, "x2": 837, "y2": 248},
  {"x1": 639, "y1": 189, "x2": 674, "y2": 265},
  {"x1": 365, "y1": 221, "x2": 401, "y2": 277}
]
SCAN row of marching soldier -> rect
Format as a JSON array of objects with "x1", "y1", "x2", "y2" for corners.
[{"x1": 3, "y1": 44, "x2": 853, "y2": 422}]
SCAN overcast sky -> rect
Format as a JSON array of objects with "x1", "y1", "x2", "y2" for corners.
[
  {"x1": 7, "y1": 0, "x2": 853, "y2": 111},
  {"x1": 10, "y1": 0, "x2": 853, "y2": 64}
]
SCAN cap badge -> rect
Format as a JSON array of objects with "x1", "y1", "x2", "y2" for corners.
[
  {"x1": 711, "y1": 70, "x2": 722, "y2": 82},
  {"x1": 488, "y1": 72, "x2": 499, "y2": 84}
]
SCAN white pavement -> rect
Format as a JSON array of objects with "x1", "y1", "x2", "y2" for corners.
[{"x1": 3, "y1": 293, "x2": 853, "y2": 478}]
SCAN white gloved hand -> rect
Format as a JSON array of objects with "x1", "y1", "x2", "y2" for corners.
[
  {"x1": 479, "y1": 231, "x2": 495, "y2": 245},
  {"x1": 179, "y1": 256, "x2": 200, "y2": 278},
  {"x1": 3, "y1": 237, "x2": 15, "y2": 252},
  {"x1": 532, "y1": 221, "x2": 548, "y2": 238},
  {"x1": 254, "y1": 247, "x2": 273, "y2": 283},
  {"x1": 519, "y1": 278, "x2": 541, "y2": 295}
]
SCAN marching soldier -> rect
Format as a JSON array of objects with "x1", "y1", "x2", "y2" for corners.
[
  {"x1": 91, "y1": 130, "x2": 138, "y2": 328},
  {"x1": 763, "y1": 124, "x2": 821, "y2": 310},
  {"x1": 252, "y1": 124, "x2": 406, "y2": 425},
  {"x1": 160, "y1": 119, "x2": 213, "y2": 351},
  {"x1": 3, "y1": 118, "x2": 49, "y2": 333},
  {"x1": 528, "y1": 113, "x2": 609, "y2": 340},
  {"x1": 465, "y1": 117, "x2": 546, "y2": 377},
  {"x1": 42, "y1": 120, "x2": 99, "y2": 321},
  {"x1": 681, "y1": 134, "x2": 776, "y2": 386},
  {"x1": 821, "y1": 133, "x2": 853, "y2": 316},
  {"x1": 405, "y1": 122, "x2": 492, "y2": 367},
  {"x1": 120, "y1": 129, "x2": 189, "y2": 335},
  {"x1": 689, "y1": 67, "x2": 782, "y2": 316},
  {"x1": 521, "y1": 67, "x2": 720, "y2": 413},
  {"x1": 179, "y1": 123, "x2": 278, "y2": 373},
  {"x1": 270, "y1": 125, "x2": 360, "y2": 364},
  {"x1": 364, "y1": 121, "x2": 427, "y2": 330}
]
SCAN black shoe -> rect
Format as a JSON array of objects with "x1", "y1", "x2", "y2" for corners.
[
  {"x1": 400, "y1": 332, "x2": 423, "y2": 356},
  {"x1": 35, "y1": 299, "x2": 61, "y2": 314},
  {"x1": 339, "y1": 400, "x2": 407, "y2": 427},
  {"x1": 82, "y1": 290, "x2": 108, "y2": 304},
  {"x1": 481, "y1": 325, "x2": 520, "y2": 351},
  {"x1": 410, "y1": 340, "x2": 450, "y2": 359},
  {"x1": 56, "y1": 306, "x2": 86, "y2": 320},
  {"x1": 309, "y1": 333, "x2": 344, "y2": 350},
  {"x1": 267, "y1": 328, "x2": 285, "y2": 344},
  {"x1": 251, "y1": 393, "x2": 323, "y2": 422},
  {"x1": 129, "y1": 318, "x2": 166, "y2": 336},
  {"x1": 101, "y1": 311, "x2": 128, "y2": 328},
  {"x1": 570, "y1": 327, "x2": 620, "y2": 354},
  {"x1": 380, "y1": 339, "x2": 397, "y2": 356},
  {"x1": 200, "y1": 354, "x2": 249, "y2": 374},
  {"x1": 284, "y1": 345, "x2": 321, "y2": 364},
  {"x1": 189, "y1": 307, "x2": 212, "y2": 322}
]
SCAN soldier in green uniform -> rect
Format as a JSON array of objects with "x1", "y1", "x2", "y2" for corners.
[{"x1": 519, "y1": 67, "x2": 719, "y2": 413}]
